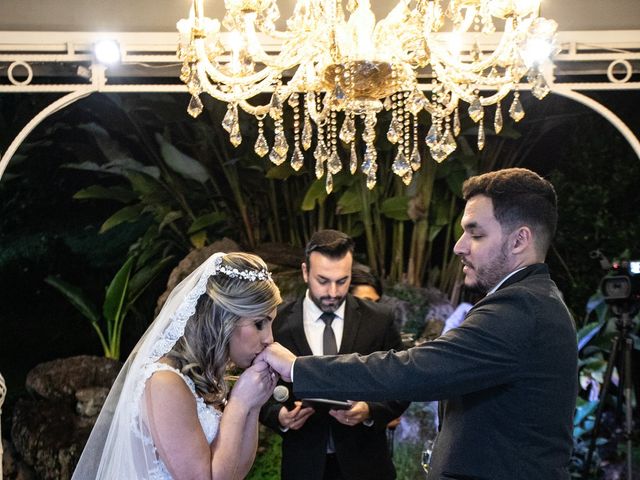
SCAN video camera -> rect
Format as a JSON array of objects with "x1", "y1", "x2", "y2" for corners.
[{"x1": 599, "y1": 258, "x2": 640, "y2": 315}]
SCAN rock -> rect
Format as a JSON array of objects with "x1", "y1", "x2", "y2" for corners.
[
  {"x1": 75, "y1": 387, "x2": 109, "y2": 418},
  {"x1": 253, "y1": 242, "x2": 305, "y2": 269},
  {"x1": 2, "y1": 438, "x2": 37, "y2": 480},
  {"x1": 25, "y1": 355, "x2": 121, "y2": 403},
  {"x1": 10, "y1": 356, "x2": 121, "y2": 479},
  {"x1": 155, "y1": 238, "x2": 241, "y2": 315},
  {"x1": 11, "y1": 399, "x2": 90, "y2": 480},
  {"x1": 154, "y1": 239, "x2": 307, "y2": 312}
]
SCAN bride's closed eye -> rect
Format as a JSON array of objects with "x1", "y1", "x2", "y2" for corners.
[{"x1": 254, "y1": 316, "x2": 273, "y2": 331}]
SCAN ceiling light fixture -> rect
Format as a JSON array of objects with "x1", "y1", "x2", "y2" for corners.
[{"x1": 177, "y1": 0, "x2": 558, "y2": 192}]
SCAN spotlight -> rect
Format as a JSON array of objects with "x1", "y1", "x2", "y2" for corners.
[{"x1": 94, "y1": 39, "x2": 121, "y2": 64}]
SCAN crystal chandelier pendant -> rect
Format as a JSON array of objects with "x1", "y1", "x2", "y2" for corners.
[
  {"x1": 269, "y1": 91, "x2": 284, "y2": 120},
  {"x1": 325, "y1": 171, "x2": 334, "y2": 194},
  {"x1": 230, "y1": 124, "x2": 242, "y2": 147},
  {"x1": 362, "y1": 145, "x2": 378, "y2": 190},
  {"x1": 430, "y1": 144, "x2": 448, "y2": 163},
  {"x1": 254, "y1": 131, "x2": 269, "y2": 157},
  {"x1": 407, "y1": 89, "x2": 425, "y2": 116},
  {"x1": 349, "y1": 143, "x2": 358, "y2": 174},
  {"x1": 494, "y1": 102, "x2": 503, "y2": 134},
  {"x1": 302, "y1": 115, "x2": 313, "y2": 151},
  {"x1": 425, "y1": 123, "x2": 439, "y2": 149},
  {"x1": 477, "y1": 117, "x2": 485, "y2": 151},
  {"x1": 288, "y1": 92, "x2": 299, "y2": 108},
  {"x1": 443, "y1": 126, "x2": 457, "y2": 156},
  {"x1": 328, "y1": 151, "x2": 342, "y2": 175},
  {"x1": 410, "y1": 145, "x2": 421, "y2": 171},
  {"x1": 315, "y1": 157, "x2": 325, "y2": 179},
  {"x1": 273, "y1": 127, "x2": 289, "y2": 157},
  {"x1": 509, "y1": 93, "x2": 525, "y2": 122},
  {"x1": 453, "y1": 108, "x2": 461, "y2": 136},
  {"x1": 531, "y1": 73, "x2": 550, "y2": 100},
  {"x1": 392, "y1": 150, "x2": 410, "y2": 177},
  {"x1": 339, "y1": 115, "x2": 356, "y2": 144},
  {"x1": 254, "y1": 119, "x2": 269, "y2": 157},
  {"x1": 387, "y1": 115, "x2": 400, "y2": 144},
  {"x1": 291, "y1": 145, "x2": 304, "y2": 171},
  {"x1": 402, "y1": 170, "x2": 412, "y2": 186},
  {"x1": 269, "y1": 147, "x2": 286, "y2": 165},
  {"x1": 366, "y1": 169, "x2": 377, "y2": 190},
  {"x1": 468, "y1": 96, "x2": 484, "y2": 123},
  {"x1": 179, "y1": 64, "x2": 191, "y2": 83},
  {"x1": 187, "y1": 95, "x2": 203, "y2": 118},
  {"x1": 222, "y1": 103, "x2": 238, "y2": 134},
  {"x1": 314, "y1": 141, "x2": 327, "y2": 179}
]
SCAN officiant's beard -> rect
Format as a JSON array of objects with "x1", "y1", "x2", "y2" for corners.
[{"x1": 309, "y1": 290, "x2": 346, "y2": 314}]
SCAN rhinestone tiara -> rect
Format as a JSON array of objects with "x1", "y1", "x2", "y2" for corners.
[{"x1": 217, "y1": 264, "x2": 272, "y2": 282}]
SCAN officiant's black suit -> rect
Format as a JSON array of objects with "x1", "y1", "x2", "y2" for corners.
[{"x1": 260, "y1": 294, "x2": 409, "y2": 480}]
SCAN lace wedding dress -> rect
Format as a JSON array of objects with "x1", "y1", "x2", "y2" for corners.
[
  {"x1": 72, "y1": 253, "x2": 227, "y2": 480},
  {"x1": 141, "y1": 363, "x2": 221, "y2": 480}
]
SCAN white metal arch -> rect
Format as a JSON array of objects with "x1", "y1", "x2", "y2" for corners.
[
  {"x1": 0, "y1": 88, "x2": 97, "y2": 178},
  {"x1": 551, "y1": 87, "x2": 640, "y2": 159}
]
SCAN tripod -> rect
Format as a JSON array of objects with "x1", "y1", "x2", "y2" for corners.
[{"x1": 582, "y1": 308, "x2": 636, "y2": 480}]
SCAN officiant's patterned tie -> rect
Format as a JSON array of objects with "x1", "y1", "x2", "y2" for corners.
[{"x1": 321, "y1": 312, "x2": 337, "y2": 355}]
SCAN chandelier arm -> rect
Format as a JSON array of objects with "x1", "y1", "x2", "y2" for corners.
[
  {"x1": 477, "y1": 85, "x2": 513, "y2": 105},
  {"x1": 241, "y1": 16, "x2": 321, "y2": 67},
  {"x1": 244, "y1": 37, "x2": 311, "y2": 67},
  {"x1": 424, "y1": 93, "x2": 460, "y2": 119},
  {"x1": 455, "y1": 6, "x2": 478, "y2": 33},
  {"x1": 441, "y1": 74, "x2": 513, "y2": 106},
  {"x1": 197, "y1": 62, "x2": 280, "y2": 104},
  {"x1": 427, "y1": 19, "x2": 523, "y2": 76},
  {"x1": 194, "y1": 40, "x2": 272, "y2": 86},
  {"x1": 433, "y1": 60, "x2": 518, "y2": 93},
  {"x1": 238, "y1": 100, "x2": 271, "y2": 117}
]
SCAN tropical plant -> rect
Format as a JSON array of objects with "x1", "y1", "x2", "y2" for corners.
[{"x1": 44, "y1": 249, "x2": 173, "y2": 360}]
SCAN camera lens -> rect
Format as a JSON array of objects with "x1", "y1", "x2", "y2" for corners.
[{"x1": 601, "y1": 276, "x2": 631, "y2": 299}]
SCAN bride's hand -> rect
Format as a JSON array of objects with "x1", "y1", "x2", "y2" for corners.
[{"x1": 229, "y1": 361, "x2": 277, "y2": 409}]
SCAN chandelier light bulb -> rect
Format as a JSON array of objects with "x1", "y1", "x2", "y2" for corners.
[{"x1": 521, "y1": 37, "x2": 554, "y2": 68}]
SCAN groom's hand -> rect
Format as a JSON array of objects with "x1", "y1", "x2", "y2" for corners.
[{"x1": 256, "y1": 343, "x2": 296, "y2": 382}]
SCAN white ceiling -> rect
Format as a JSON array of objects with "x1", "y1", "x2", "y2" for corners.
[{"x1": 0, "y1": 0, "x2": 638, "y2": 32}]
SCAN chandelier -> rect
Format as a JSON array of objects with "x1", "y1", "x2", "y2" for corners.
[{"x1": 177, "y1": 0, "x2": 558, "y2": 192}]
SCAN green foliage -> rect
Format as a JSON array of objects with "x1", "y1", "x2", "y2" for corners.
[
  {"x1": 570, "y1": 279, "x2": 640, "y2": 477},
  {"x1": 394, "y1": 441, "x2": 425, "y2": 479},
  {"x1": 45, "y1": 251, "x2": 173, "y2": 359},
  {"x1": 246, "y1": 428, "x2": 281, "y2": 480}
]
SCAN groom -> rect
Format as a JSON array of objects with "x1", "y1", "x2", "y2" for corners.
[{"x1": 259, "y1": 168, "x2": 578, "y2": 480}]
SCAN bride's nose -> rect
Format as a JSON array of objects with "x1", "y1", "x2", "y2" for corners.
[{"x1": 262, "y1": 324, "x2": 274, "y2": 345}]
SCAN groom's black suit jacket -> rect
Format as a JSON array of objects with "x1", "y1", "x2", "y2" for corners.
[
  {"x1": 292, "y1": 264, "x2": 578, "y2": 480},
  {"x1": 260, "y1": 294, "x2": 409, "y2": 480}
]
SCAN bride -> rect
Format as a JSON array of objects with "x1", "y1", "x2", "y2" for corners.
[{"x1": 72, "y1": 252, "x2": 282, "y2": 479}]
